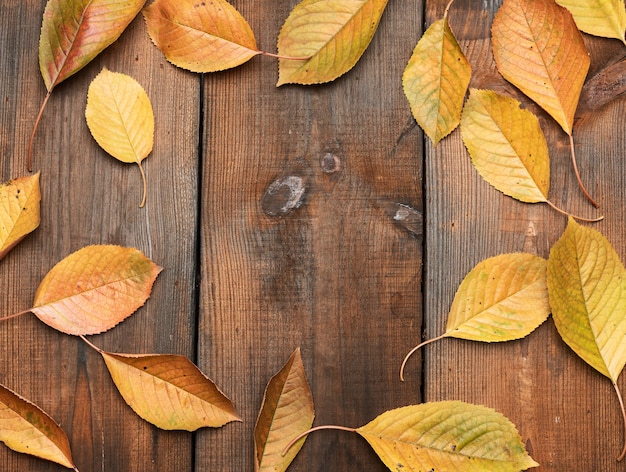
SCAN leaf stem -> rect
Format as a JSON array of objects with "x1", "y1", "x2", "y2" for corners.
[
  {"x1": 400, "y1": 333, "x2": 448, "y2": 381},
  {"x1": 27, "y1": 90, "x2": 52, "y2": 172},
  {"x1": 568, "y1": 133, "x2": 598, "y2": 208},
  {"x1": 79, "y1": 335, "x2": 103, "y2": 354},
  {"x1": 282, "y1": 425, "x2": 357, "y2": 457},
  {"x1": 614, "y1": 381, "x2": 626, "y2": 461},
  {"x1": 544, "y1": 200, "x2": 603, "y2": 223},
  {"x1": 258, "y1": 50, "x2": 311, "y2": 61},
  {"x1": 137, "y1": 161, "x2": 147, "y2": 208},
  {"x1": 443, "y1": 0, "x2": 455, "y2": 17},
  {"x1": 0, "y1": 308, "x2": 32, "y2": 322}
]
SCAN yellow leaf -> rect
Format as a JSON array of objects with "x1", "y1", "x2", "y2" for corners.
[
  {"x1": 32, "y1": 245, "x2": 162, "y2": 335},
  {"x1": 0, "y1": 383, "x2": 76, "y2": 470},
  {"x1": 402, "y1": 16, "x2": 471, "y2": 146},
  {"x1": 143, "y1": 0, "x2": 260, "y2": 72},
  {"x1": 460, "y1": 89, "x2": 550, "y2": 203},
  {"x1": 85, "y1": 68, "x2": 154, "y2": 207},
  {"x1": 547, "y1": 218, "x2": 626, "y2": 382},
  {"x1": 492, "y1": 0, "x2": 590, "y2": 135},
  {"x1": 0, "y1": 173, "x2": 41, "y2": 261},
  {"x1": 357, "y1": 402, "x2": 539, "y2": 471},
  {"x1": 102, "y1": 352, "x2": 241, "y2": 430},
  {"x1": 277, "y1": 0, "x2": 388, "y2": 85},
  {"x1": 446, "y1": 253, "x2": 549, "y2": 342},
  {"x1": 254, "y1": 348, "x2": 314, "y2": 472},
  {"x1": 556, "y1": 0, "x2": 626, "y2": 44}
]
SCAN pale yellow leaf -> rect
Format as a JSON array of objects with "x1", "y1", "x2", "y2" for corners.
[
  {"x1": 277, "y1": 0, "x2": 388, "y2": 85},
  {"x1": 556, "y1": 0, "x2": 626, "y2": 43},
  {"x1": 403, "y1": 17, "x2": 471, "y2": 145},
  {"x1": 0, "y1": 173, "x2": 41, "y2": 261},
  {"x1": 461, "y1": 89, "x2": 550, "y2": 203},
  {"x1": 357, "y1": 402, "x2": 539, "y2": 471},
  {"x1": 102, "y1": 352, "x2": 241, "y2": 430}
]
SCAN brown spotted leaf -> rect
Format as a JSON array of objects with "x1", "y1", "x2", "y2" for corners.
[{"x1": 0, "y1": 173, "x2": 41, "y2": 261}]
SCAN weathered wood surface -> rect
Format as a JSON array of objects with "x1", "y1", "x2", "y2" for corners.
[{"x1": 0, "y1": 0, "x2": 625, "y2": 471}]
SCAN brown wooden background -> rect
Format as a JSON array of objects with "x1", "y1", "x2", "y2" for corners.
[{"x1": 0, "y1": 0, "x2": 624, "y2": 470}]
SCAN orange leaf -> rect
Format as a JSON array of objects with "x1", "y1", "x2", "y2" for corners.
[
  {"x1": 39, "y1": 0, "x2": 145, "y2": 91},
  {"x1": 101, "y1": 352, "x2": 240, "y2": 430},
  {"x1": 0, "y1": 383, "x2": 77, "y2": 470},
  {"x1": 492, "y1": 0, "x2": 590, "y2": 135},
  {"x1": 143, "y1": 0, "x2": 259, "y2": 72},
  {"x1": 0, "y1": 173, "x2": 41, "y2": 261},
  {"x1": 254, "y1": 348, "x2": 314, "y2": 472},
  {"x1": 31, "y1": 245, "x2": 161, "y2": 335}
]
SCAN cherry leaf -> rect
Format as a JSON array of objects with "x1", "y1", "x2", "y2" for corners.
[
  {"x1": 254, "y1": 348, "x2": 314, "y2": 472},
  {"x1": 492, "y1": 0, "x2": 590, "y2": 135},
  {"x1": 357, "y1": 402, "x2": 539, "y2": 471},
  {"x1": 0, "y1": 383, "x2": 77, "y2": 470},
  {"x1": 143, "y1": 0, "x2": 260, "y2": 72},
  {"x1": 101, "y1": 352, "x2": 240, "y2": 430},
  {"x1": 39, "y1": 0, "x2": 145, "y2": 91},
  {"x1": 31, "y1": 245, "x2": 162, "y2": 335},
  {"x1": 402, "y1": 15, "x2": 471, "y2": 146},
  {"x1": 460, "y1": 89, "x2": 550, "y2": 203},
  {"x1": 0, "y1": 173, "x2": 41, "y2": 261},
  {"x1": 556, "y1": 0, "x2": 626, "y2": 44},
  {"x1": 85, "y1": 68, "x2": 154, "y2": 207},
  {"x1": 277, "y1": 0, "x2": 388, "y2": 85}
]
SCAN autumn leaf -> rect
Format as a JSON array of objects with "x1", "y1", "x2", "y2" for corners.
[
  {"x1": 0, "y1": 383, "x2": 77, "y2": 470},
  {"x1": 30, "y1": 245, "x2": 161, "y2": 335},
  {"x1": 556, "y1": 0, "x2": 626, "y2": 44},
  {"x1": 143, "y1": 0, "x2": 260, "y2": 72},
  {"x1": 548, "y1": 218, "x2": 626, "y2": 459},
  {"x1": 401, "y1": 253, "x2": 549, "y2": 380},
  {"x1": 402, "y1": 9, "x2": 471, "y2": 145},
  {"x1": 492, "y1": 0, "x2": 589, "y2": 136},
  {"x1": 277, "y1": 0, "x2": 388, "y2": 85},
  {"x1": 85, "y1": 68, "x2": 154, "y2": 207},
  {"x1": 255, "y1": 348, "x2": 314, "y2": 472},
  {"x1": 0, "y1": 173, "x2": 41, "y2": 261},
  {"x1": 100, "y1": 351, "x2": 240, "y2": 430}
]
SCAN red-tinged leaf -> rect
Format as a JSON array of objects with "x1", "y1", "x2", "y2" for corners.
[
  {"x1": 39, "y1": 0, "x2": 146, "y2": 91},
  {"x1": 0, "y1": 173, "x2": 41, "y2": 261},
  {"x1": 492, "y1": 0, "x2": 590, "y2": 135},
  {"x1": 255, "y1": 348, "x2": 314, "y2": 472},
  {"x1": 101, "y1": 352, "x2": 240, "y2": 430},
  {"x1": 143, "y1": 0, "x2": 260, "y2": 73},
  {"x1": 31, "y1": 245, "x2": 161, "y2": 335},
  {"x1": 0, "y1": 383, "x2": 77, "y2": 470}
]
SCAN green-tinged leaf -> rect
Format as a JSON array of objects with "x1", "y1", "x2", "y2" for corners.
[
  {"x1": 357, "y1": 402, "x2": 539, "y2": 471},
  {"x1": 143, "y1": 0, "x2": 260, "y2": 72},
  {"x1": 403, "y1": 16, "x2": 471, "y2": 145},
  {"x1": 255, "y1": 348, "x2": 314, "y2": 472},
  {"x1": 102, "y1": 352, "x2": 241, "y2": 430},
  {"x1": 32, "y1": 245, "x2": 162, "y2": 335},
  {"x1": 548, "y1": 218, "x2": 626, "y2": 381},
  {"x1": 85, "y1": 68, "x2": 154, "y2": 207},
  {"x1": 277, "y1": 0, "x2": 388, "y2": 85},
  {"x1": 556, "y1": 0, "x2": 626, "y2": 43},
  {"x1": 492, "y1": 0, "x2": 590, "y2": 135},
  {"x1": 461, "y1": 89, "x2": 550, "y2": 203},
  {"x1": 0, "y1": 173, "x2": 41, "y2": 261},
  {"x1": 39, "y1": 0, "x2": 145, "y2": 91},
  {"x1": 0, "y1": 383, "x2": 76, "y2": 469}
]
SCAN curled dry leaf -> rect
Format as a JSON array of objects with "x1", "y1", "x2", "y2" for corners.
[
  {"x1": 31, "y1": 245, "x2": 161, "y2": 335},
  {"x1": 101, "y1": 351, "x2": 240, "y2": 430},
  {"x1": 358, "y1": 402, "x2": 539, "y2": 471},
  {"x1": 0, "y1": 383, "x2": 77, "y2": 470},
  {"x1": 0, "y1": 173, "x2": 41, "y2": 261},
  {"x1": 556, "y1": 0, "x2": 626, "y2": 44},
  {"x1": 402, "y1": 13, "x2": 471, "y2": 146},
  {"x1": 277, "y1": 0, "x2": 388, "y2": 85},
  {"x1": 143, "y1": 0, "x2": 260, "y2": 72},
  {"x1": 85, "y1": 68, "x2": 154, "y2": 207},
  {"x1": 254, "y1": 348, "x2": 314, "y2": 472}
]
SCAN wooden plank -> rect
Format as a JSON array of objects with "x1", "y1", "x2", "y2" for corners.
[
  {"x1": 424, "y1": 0, "x2": 626, "y2": 470},
  {"x1": 0, "y1": 1, "x2": 199, "y2": 470},
  {"x1": 197, "y1": 1, "x2": 423, "y2": 470}
]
